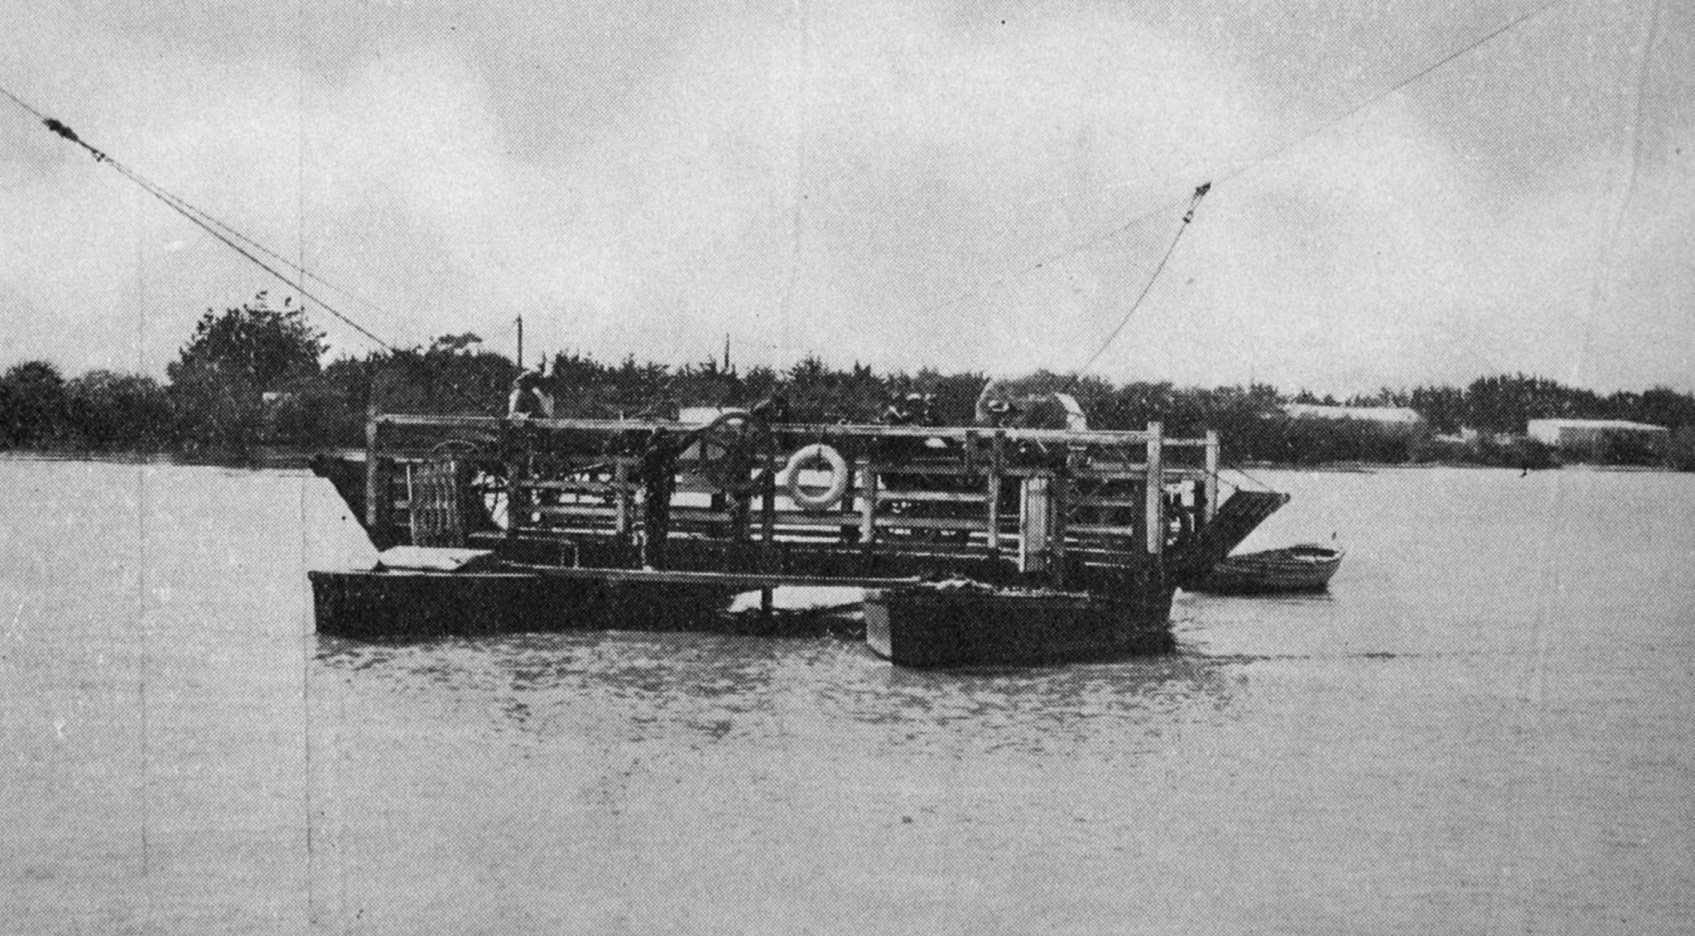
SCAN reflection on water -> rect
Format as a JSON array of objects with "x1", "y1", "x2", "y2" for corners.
[
  {"x1": 4, "y1": 461, "x2": 1694, "y2": 935},
  {"x1": 316, "y1": 630, "x2": 1239, "y2": 760}
]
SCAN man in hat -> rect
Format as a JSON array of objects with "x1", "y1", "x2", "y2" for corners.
[{"x1": 507, "y1": 366, "x2": 555, "y2": 419}]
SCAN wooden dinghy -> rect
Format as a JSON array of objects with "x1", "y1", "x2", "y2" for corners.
[
  {"x1": 1188, "y1": 543, "x2": 1344, "y2": 594},
  {"x1": 864, "y1": 578, "x2": 1174, "y2": 668}
]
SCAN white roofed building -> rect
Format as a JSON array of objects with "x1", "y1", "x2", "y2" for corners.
[
  {"x1": 1283, "y1": 403, "x2": 1427, "y2": 436},
  {"x1": 1526, "y1": 418, "x2": 1668, "y2": 450}
]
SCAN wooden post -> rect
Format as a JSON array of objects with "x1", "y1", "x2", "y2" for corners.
[
  {"x1": 759, "y1": 457, "x2": 776, "y2": 570},
  {"x1": 613, "y1": 456, "x2": 630, "y2": 537},
  {"x1": 1145, "y1": 421, "x2": 1164, "y2": 556},
  {"x1": 1018, "y1": 476, "x2": 1050, "y2": 574},
  {"x1": 985, "y1": 432, "x2": 1004, "y2": 553},
  {"x1": 401, "y1": 461, "x2": 416, "y2": 545},
  {"x1": 858, "y1": 458, "x2": 877, "y2": 545},
  {"x1": 504, "y1": 420, "x2": 526, "y2": 542},
  {"x1": 1050, "y1": 463, "x2": 1068, "y2": 588},
  {"x1": 1203, "y1": 430, "x2": 1220, "y2": 524},
  {"x1": 363, "y1": 410, "x2": 386, "y2": 539}
]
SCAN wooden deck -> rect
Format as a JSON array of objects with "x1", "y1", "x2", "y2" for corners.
[{"x1": 341, "y1": 410, "x2": 1227, "y2": 591}]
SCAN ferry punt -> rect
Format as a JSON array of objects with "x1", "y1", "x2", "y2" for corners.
[{"x1": 309, "y1": 407, "x2": 1285, "y2": 666}]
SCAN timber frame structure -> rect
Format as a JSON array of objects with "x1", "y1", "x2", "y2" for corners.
[{"x1": 339, "y1": 410, "x2": 1237, "y2": 593}]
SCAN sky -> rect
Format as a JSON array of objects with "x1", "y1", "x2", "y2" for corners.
[{"x1": 1, "y1": 0, "x2": 1691, "y2": 394}]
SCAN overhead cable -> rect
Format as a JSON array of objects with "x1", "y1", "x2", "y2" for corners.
[
  {"x1": 902, "y1": 0, "x2": 1572, "y2": 326},
  {"x1": 3, "y1": 84, "x2": 503, "y2": 410},
  {"x1": 3, "y1": 84, "x2": 399, "y2": 352},
  {"x1": 1060, "y1": 183, "x2": 1209, "y2": 393}
]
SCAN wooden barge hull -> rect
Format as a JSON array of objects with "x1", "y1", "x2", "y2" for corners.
[
  {"x1": 309, "y1": 569, "x2": 742, "y2": 640},
  {"x1": 307, "y1": 563, "x2": 911, "y2": 640}
]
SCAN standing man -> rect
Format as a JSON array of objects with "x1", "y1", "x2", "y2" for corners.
[
  {"x1": 507, "y1": 365, "x2": 555, "y2": 419},
  {"x1": 638, "y1": 428, "x2": 683, "y2": 569}
]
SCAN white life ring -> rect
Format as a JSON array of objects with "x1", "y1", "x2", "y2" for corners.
[{"x1": 780, "y1": 443, "x2": 849, "y2": 511}]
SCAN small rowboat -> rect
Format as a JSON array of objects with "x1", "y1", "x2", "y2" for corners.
[{"x1": 1189, "y1": 543, "x2": 1344, "y2": 594}]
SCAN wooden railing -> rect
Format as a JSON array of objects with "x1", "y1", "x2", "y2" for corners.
[{"x1": 364, "y1": 411, "x2": 1225, "y2": 586}]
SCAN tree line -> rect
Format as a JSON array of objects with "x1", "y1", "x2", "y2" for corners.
[{"x1": 2, "y1": 292, "x2": 1693, "y2": 469}]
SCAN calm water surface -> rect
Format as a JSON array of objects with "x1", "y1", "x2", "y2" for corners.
[{"x1": 2, "y1": 460, "x2": 1691, "y2": 934}]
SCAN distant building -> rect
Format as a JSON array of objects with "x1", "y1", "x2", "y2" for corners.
[
  {"x1": 1526, "y1": 418, "x2": 1668, "y2": 450},
  {"x1": 678, "y1": 406, "x2": 732, "y2": 426},
  {"x1": 1283, "y1": 403, "x2": 1427, "y2": 435},
  {"x1": 1433, "y1": 427, "x2": 1481, "y2": 444}
]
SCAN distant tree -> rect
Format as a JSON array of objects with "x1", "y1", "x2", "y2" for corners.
[
  {"x1": 788, "y1": 354, "x2": 828, "y2": 388},
  {"x1": 1463, "y1": 372, "x2": 1602, "y2": 432},
  {"x1": 64, "y1": 370, "x2": 171, "y2": 450},
  {"x1": 168, "y1": 292, "x2": 326, "y2": 391},
  {"x1": 1667, "y1": 427, "x2": 1695, "y2": 472},
  {"x1": 166, "y1": 292, "x2": 326, "y2": 455},
  {"x1": 416, "y1": 332, "x2": 518, "y2": 413},
  {"x1": 741, "y1": 365, "x2": 778, "y2": 404},
  {"x1": 779, "y1": 354, "x2": 890, "y2": 422},
  {"x1": 550, "y1": 350, "x2": 605, "y2": 390},
  {"x1": 0, "y1": 360, "x2": 70, "y2": 448},
  {"x1": 426, "y1": 332, "x2": 484, "y2": 357},
  {"x1": 1408, "y1": 384, "x2": 1467, "y2": 433},
  {"x1": 1636, "y1": 386, "x2": 1695, "y2": 429},
  {"x1": 342, "y1": 334, "x2": 519, "y2": 419},
  {"x1": 36, "y1": 301, "x2": 1680, "y2": 467},
  {"x1": 668, "y1": 355, "x2": 744, "y2": 411}
]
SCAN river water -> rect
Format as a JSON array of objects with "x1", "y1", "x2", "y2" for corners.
[{"x1": 1, "y1": 459, "x2": 1691, "y2": 935}]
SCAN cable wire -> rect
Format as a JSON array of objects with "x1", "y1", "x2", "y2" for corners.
[
  {"x1": 2, "y1": 86, "x2": 502, "y2": 410},
  {"x1": 0, "y1": 92, "x2": 399, "y2": 351},
  {"x1": 900, "y1": 0, "x2": 1570, "y2": 327},
  {"x1": 1060, "y1": 183, "x2": 1208, "y2": 393}
]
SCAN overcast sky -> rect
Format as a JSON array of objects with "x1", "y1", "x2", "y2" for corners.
[{"x1": 2, "y1": 0, "x2": 1691, "y2": 393}]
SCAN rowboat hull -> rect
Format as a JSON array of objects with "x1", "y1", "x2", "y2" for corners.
[
  {"x1": 863, "y1": 578, "x2": 1175, "y2": 668},
  {"x1": 1189, "y1": 544, "x2": 1344, "y2": 594}
]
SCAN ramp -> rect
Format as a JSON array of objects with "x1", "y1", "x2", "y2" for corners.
[{"x1": 1168, "y1": 489, "x2": 1290, "y2": 587}]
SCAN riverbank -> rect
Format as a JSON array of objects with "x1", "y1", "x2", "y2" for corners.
[{"x1": 9, "y1": 352, "x2": 1695, "y2": 475}]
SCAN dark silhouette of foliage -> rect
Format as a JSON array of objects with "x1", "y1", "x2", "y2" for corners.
[
  {"x1": 2, "y1": 291, "x2": 1694, "y2": 470},
  {"x1": 1667, "y1": 428, "x2": 1695, "y2": 472},
  {"x1": 166, "y1": 292, "x2": 329, "y2": 456},
  {"x1": 64, "y1": 371, "x2": 171, "y2": 451},
  {"x1": 168, "y1": 292, "x2": 326, "y2": 391},
  {"x1": 0, "y1": 360, "x2": 70, "y2": 448}
]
